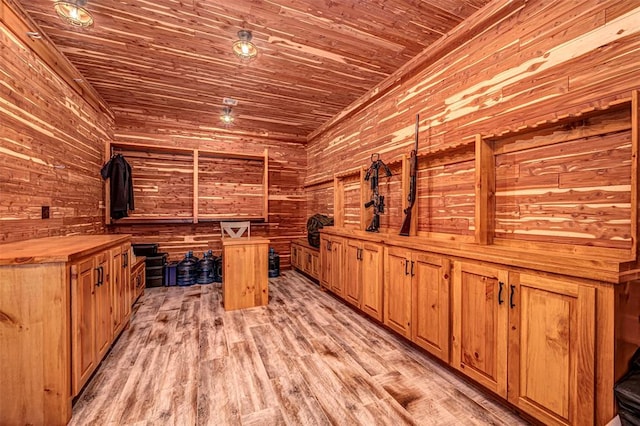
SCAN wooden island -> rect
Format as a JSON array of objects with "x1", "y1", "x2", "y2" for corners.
[{"x1": 222, "y1": 237, "x2": 270, "y2": 311}]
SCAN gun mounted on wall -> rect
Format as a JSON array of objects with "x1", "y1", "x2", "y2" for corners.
[
  {"x1": 400, "y1": 114, "x2": 420, "y2": 236},
  {"x1": 364, "y1": 153, "x2": 392, "y2": 232}
]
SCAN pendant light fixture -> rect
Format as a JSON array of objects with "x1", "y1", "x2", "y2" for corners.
[
  {"x1": 232, "y1": 30, "x2": 258, "y2": 61},
  {"x1": 54, "y1": 0, "x2": 94, "y2": 27},
  {"x1": 220, "y1": 106, "x2": 234, "y2": 125}
]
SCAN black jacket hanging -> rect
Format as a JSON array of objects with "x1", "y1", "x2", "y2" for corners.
[{"x1": 101, "y1": 154, "x2": 134, "y2": 219}]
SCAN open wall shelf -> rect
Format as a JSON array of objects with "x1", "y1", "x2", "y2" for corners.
[{"x1": 104, "y1": 141, "x2": 268, "y2": 225}]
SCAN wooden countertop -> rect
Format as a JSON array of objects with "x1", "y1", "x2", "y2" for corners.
[
  {"x1": 221, "y1": 237, "x2": 270, "y2": 246},
  {"x1": 0, "y1": 234, "x2": 131, "y2": 265},
  {"x1": 292, "y1": 238, "x2": 319, "y2": 251},
  {"x1": 321, "y1": 228, "x2": 639, "y2": 284}
]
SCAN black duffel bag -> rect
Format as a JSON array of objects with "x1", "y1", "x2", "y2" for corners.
[
  {"x1": 615, "y1": 348, "x2": 640, "y2": 425},
  {"x1": 307, "y1": 214, "x2": 333, "y2": 248}
]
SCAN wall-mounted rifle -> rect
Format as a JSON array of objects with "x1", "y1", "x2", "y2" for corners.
[
  {"x1": 400, "y1": 114, "x2": 419, "y2": 236},
  {"x1": 364, "y1": 153, "x2": 392, "y2": 232}
]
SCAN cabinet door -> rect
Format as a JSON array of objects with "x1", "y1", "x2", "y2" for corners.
[
  {"x1": 361, "y1": 243, "x2": 383, "y2": 321},
  {"x1": 310, "y1": 251, "x2": 319, "y2": 279},
  {"x1": 507, "y1": 273, "x2": 595, "y2": 426},
  {"x1": 319, "y1": 237, "x2": 331, "y2": 289},
  {"x1": 412, "y1": 252, "x2": 450, "y2": 362},
  {"x1": 344, "y1": 240, "x2": 362, "y2": 307},
  {"x1": 94, "y1": 252, "x2": 112, "y2": 361},
  {"x1": 121, "y1": 244, "x2": 131, "y2": 317},
  {"x1": 452, "y1": 262, "x2": 508, "y2": 397},
  {"x1": 111, "y1": 247, "x2": 124, "y2": 335},
  {"x1": 302, "y1": 248, "x2": 313, "y2": 275},
  {"x1": 329, "y1": 237, "x2": 344, "y2": 295},
  {"x1": 384, "y1": 246, "x2": 412, "y2": 338},
  {"x1": 71, "y1": 258, "x2": 96, "y2": 396},
  {"x1": 291, "y1": 244, "x2": 300, "y2": 270}
]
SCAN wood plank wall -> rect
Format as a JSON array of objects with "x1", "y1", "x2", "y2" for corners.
[
  {"x1": 0, "y1": 18, "x2": 113, "y2": 242},
  {"x1": 306, "y1": 0, "x2": 640, "y2": 250},
  {"x1": 109, "y1": 114, "x2": 307, "y2": 267}
]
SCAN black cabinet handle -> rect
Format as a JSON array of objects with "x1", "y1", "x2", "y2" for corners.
[
  {"x1": 122, "y1": 252, "x2": 128, "y2": 268},
  {"x1": 95, "y1": 266, "x2": 103, "y2": 286},
  {"x1": 498, "y1": 281, "x2": 504, "y2": 305},
  {"x1": 510, "y1": 285, "x2": 516, "y2": 308},
  {"x1": 404, "y1": 259, "x2": 409, "y2": 275},
  {"x1": 410, "y1": 261, "x2": 415, "y2": 277}
]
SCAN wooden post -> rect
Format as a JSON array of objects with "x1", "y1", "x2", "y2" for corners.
[
  {"x1": 475, "y1": 134, "x2": 495, "y2": 245},
  {"x1": 263, "y1": 148, "x2": 269, "y2": 221},
  {"x1": 334, "y1": 175, "x2": 344, "y2": 227},
  {"x1": 631, "y1": 90, "x2": 639, "y2": 258},
  {"x1": 360, "y1": 168, "x2": 368, "y2": 231},
  {"x1": 193, "y1": 149, "x2": 199, "y2": 223},
  {"x1": 104, "y1": 140, "x2": 111, "y2": 225}
]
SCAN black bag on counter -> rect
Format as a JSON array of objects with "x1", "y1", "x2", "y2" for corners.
[
  {"x1": 307, "y1": 214, "x2": 333, "y2": 248},
  {"x1": 615, "y1": 348, "x2": 640, "y2": 425}
]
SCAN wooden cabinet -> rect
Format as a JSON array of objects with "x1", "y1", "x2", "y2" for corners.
[
  {"x1": 110, "y1": 246, "x2": 125, "y2": 337},
  {"x1": 344, "y1": 240, "x2": 384, "y2": 320},
  {"x1": 131, "y1": 257, "x2": 146, "y2": 303},
  {"x1": 93, "y1": 251, "x2": 112, "y2": 362},
  {"x1": 452, "y1": 262, "x2": 596, "y2": 425},
  {"x1": 303, "y1": 248, "x2": 319, "y2": 278},
  {"x1": 110, "y1": 243, "x2": 132, "y2": 338},
  {"x1": 507, "y1": 272, "x2": 596, "y2": 426},
  {"x1": 291, "y1": 239, "x2": 319, "y2": 281},
  {"x1": 122, "y1": 243, "x2": 131, "y2": 314},
  {"x1": 385, "y1": 246, "x2": 451, "y2": 360},
  {"x1": 71, "y1": 256, "x2": 98, "y2": 396},
  {"x1": 71, "y1": 249, "x2": 113, "y2": 395},
  {"x1": 344, "y1": 239, "x2": 363, "y2": 307},
  {"x1": 319, "y1": 235, "x2": 331, "y2": 289},
  {"x1": 222, "y1": 237, "x2": 270, "y2": 311},
  {"x1": 291, "y1": 243, "x2": 302, "y2": 269},
  {"x1": 320, "y1": 235, "x2": 344, "y2": 295},
  {"x1": 451, "y1": 262, "x2": 508, "y2": 396},
  {"x1": 0, "y1": 235, "x2": 131, "y2": 425}
]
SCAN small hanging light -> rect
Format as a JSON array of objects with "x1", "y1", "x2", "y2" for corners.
[
  {"x1": 54, "y1": 0, "x2": 94, "y2": 27},
  {"x1": 220, "y1": 106, "x2": 234, "y2": 125},
  {"x1": 232, "y1": 30, "x2": 258, "y2": 61}
]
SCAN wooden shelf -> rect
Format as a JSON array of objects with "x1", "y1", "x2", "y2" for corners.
[
  {"x1": 475, "y1": 91, "x2": 638, "y2": 257},
  {"x1": 105, "y1": 142, "x2": 269, "y2": 225}
]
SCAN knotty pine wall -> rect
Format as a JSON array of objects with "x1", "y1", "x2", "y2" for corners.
[
  {"x1": 0, "y1": 17, "x2": 113, "y2": 242},
  {"x1": 307, "y1": 0, "x2": 640, "y2": 251},
  {"x1": 110, "y1": 114, "x2": 307, "y2": 267}
]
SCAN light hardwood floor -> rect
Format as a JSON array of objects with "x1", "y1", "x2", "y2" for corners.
[{"x1": 70, "y1": 271, "x2": 529, "y2": 425}]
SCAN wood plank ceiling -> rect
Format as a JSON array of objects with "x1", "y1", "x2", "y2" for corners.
[{"x1": 16, "y1": 0, "x2": 491, "y2": 137}]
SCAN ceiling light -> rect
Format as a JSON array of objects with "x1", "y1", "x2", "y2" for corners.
[
  {"x1": 232, "y1": 30, "x2": 258, "y2": 61},
  {"x1": 220, "y1": 106, "x2": 234, "y2": 125},
  {"x1": 54, "y1": 0, "x2": 94, "y2": 28}
]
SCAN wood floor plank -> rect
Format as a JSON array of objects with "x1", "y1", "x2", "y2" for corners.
[
  {"x1": 70, "y1": 270, "x2": 529, "y2": 426},
  {"x1": 229, "y1": 340, "x2": 275, "y2": 416},
  {"x1": 241, "y1": 406, "x2": 287, "y2": 426},
  {"x1": 197, "y1": 358, "x2": 241, "y2": 425},
  {"x1": 269, "y1": 371, "x2": 332, "y2": 426}
]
